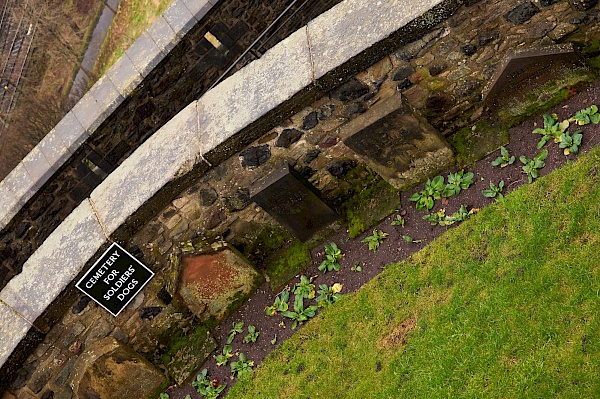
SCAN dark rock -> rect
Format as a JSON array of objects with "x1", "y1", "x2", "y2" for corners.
[
  {"x1": 540, "y1": 0, "x2": 561, "y2": 5},
  {"x1": 157, "y1": 286, "x2": 172, "y2": 305},
  {"x1": 275, "y1": 128, "x2": 303, "y2": 148},
  {"x1": 460, "y1": 44, "x2": 477, "y2": 56},
  {"x1": 343, "y1": 102, "x2": 367, "y2": 116},
  {"x1": 392, "y1": 64, "x2": 414, "y2": 82},
  {"x1": 331, "y1": 79, "x2": 369, "y2": 102},
  {"x1": 425, "y1": 93, "x2": 455, "y2": 113},
  {"x1": 569, "y1": 16, "x2": 583, "y2": 24},
  {"x1": 224, "y1": 189, "x2": 250, "y2": 212},
  {"x1": 455, "y1": 79, "x2": 482, "y2": 97},
  {"x1": 301, "y1": 111, "x2": 319, "y2": 130},
  {"x1": 397, "y1": 79, "x2": 413, "y2": 91},
  {"x1": 129, "y1": 245, "x2": 143, "y2": 260},
  {"x1": 29, "y1": 368, "x2": 52, "y2": 393},
  {"x1": 372, "y1": 76, "x2": 387, "y2": 92},
  {"x1": 54, "y1": 358, "x2": 76, "y2": 387},
  {"x1": 568, "y1": 0, "x2": 598, "y2": 10},
  {"x1": 318, "y1": 136, "x2": 338, "y2": 148},
  {"x1": 429, "y1": 62, "x2": 448, "y2": 76},
  {"x1": 477, "y1": 31, "x2": 499, "y2": 46},
  {"x1": 111, "y1": 327, "x2": 129, "y2": 344},
  {"x1": 199, "y1": 188, "x2": 218, "y2": 206},
  {"x1": 317, "y1": 104, "x2": 335, "y2": 120},
  {"x1": 14, "y1": 221, "x2": 31, "y2": 238},
  {"x1": 140, "y1": 306, "x2": 163, "y2": 320},
  {"x1": 298, "y1": 166, "x2": 315, "y2": 179},
  {"x1": 72, "y1": 296, "x2": 92, "y2": 314},
  {"x1": 327, "y1": 160, "x2": 357, "y2": 178},
  {"x1": 0, "y1": 265, "x2": 9, "y2": 285},
  {"x1": 303, "y1": 149, "x2": 320, "y2": 164},
  {"x1": 504, "y1": 2, "x2": 540, "y2": 25},
  {"x1": 240, "y1": 145, "x2": 271, "y2": 168},
  {"x1": 11, "y1": 359, "x2": 39, "y2": 390},
  {"x1": 204, "y1": 208, "x2": 226, "y2": 229}
]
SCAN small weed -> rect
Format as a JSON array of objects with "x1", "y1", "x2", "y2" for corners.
[
  {"x1": 281, "y1": 295, "x2": 319, "y2": 329},
  {"x1": 271, "y1": 335, "x2": 277, "y2": 345},
  {"x1": 294, "y1": 275, "x2": 316, "y2": 299},
  {"x1": 265, "y1": 288, "x2": 290, "y2": 316},
  {"x1": 318, "y1": 242, "x2": 343, "y2": 273},
  {"x1": 559, "y1": 130, "x2": 583, "y2": 155},
  {"x1": 422, "y1": 209, "x2": 448, "y2": 226},
  {"x1": 491, "y1": 146, "x2": 515, "y2": 168},
  {"x1": 244, "y1": 325, "x2": 259, "y2": 344},
  {"x1": 351, "y1": 261, "x2": 362, "y2": 272},
  {"x1": 316, "y1": 283, "x2": 343, "y2": 307},
  {"x1": 160, "y1": 394, "x2": 169, "y2": 399},
  {"x1": 231, "y1": 353, "x2": 254, "y2": 378},
  {"x1": 532, "y1": 113, "x2": 569, "y2": 149},
  {"x1": 443, "y1": 170, "x2": 474, "y2": 197},
  {"x1": 409, "y1": 175, "x2": 445, "y2": 210},
  {"x1": 391, "y1": 215, "x2": 405, "y2": 227},
  {"x1": 192, "y1": 369, "x2": 225, "y2": 399},
  {"x1": 362, "y1": 229, "x2": 389, "y2": 252},
  {"x1": 570, "y1": 105, "x2": 600, "y2": 125},
  {"x1": 226, "y1": 321, "x2": 244, "y2": 344},
  {"x1": 423, "y1": 205, "x2": 477, "y2": 226},
  {"x1": 520, "y1": 150, "x2": 548, "y2": 183},
  {"x1": 402, "y1": 235, "x2": 423, "y2": 244},
  {"x1": 482, "y1": 180, "x2": 504, "y2": 200},
  {"x1": 215, "y1": 345, "x2": 233, "y2": 366}
]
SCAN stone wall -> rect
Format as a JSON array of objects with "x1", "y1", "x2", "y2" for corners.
[{"x1": 4, "y1": 0, "x2": 600, "y2": 397}]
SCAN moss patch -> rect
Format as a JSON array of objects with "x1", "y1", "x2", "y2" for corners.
[
  {"x1": 264, "y1": 241, "x2": 312, "y2": 291},
  {"x1": 162, "y1": 324, "x2": 217, "y2": 384},
  {"x1": 241, "y1": 224, "x2": 293, "y2": 266},
  {"x1": 448, "y1": 119, "x2": 509, "y2": 167}
]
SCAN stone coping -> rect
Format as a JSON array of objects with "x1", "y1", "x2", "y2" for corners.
[
  {"x1": 0, "y1": 0, "x2": 219, "y2": 232},
  {"x1": 0, "y1": 0, "x2": 456, "y2": 369}
]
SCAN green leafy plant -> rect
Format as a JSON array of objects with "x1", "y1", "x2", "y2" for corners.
[
  {"x1": 391, "y1": 215, "x2": 405, "y2": 227},
  {"x1": 559, "y1": 130, "x2": 583, "y2": 155},
  {"x1": 215, "y1": 345, "x2": 233, "y2": 366},
  {"x1": 281, "y1": 295, "x2": 319, "y2": 329},
  {"x1": 294, "y1": 275, "x2": 316, "y2": 299},
  {"x1": 570, "y1": 105, "x2": 600, "y2": 125},
  {"x1": 362, "y1": 229, "x2": 388, "y2": 251},
  {"x1": 226, "y1": 321, "x2": 244, "y2": 344},
  {"x1": 185, "y1": 396, "x2": 191, "y2": 399},
  {"x1": 318, "y1": 242, "x2": 343, "y2": 273},
  {"x1": 443, "y1": 170, "x2": 474, "y2": 197},
  {"x1": 315, "y1": 283, "x2": 343, "y2": 307},
  {"x1": 491, "y1": 146, "x2": 515, "y2": 168},
  {"x1": 192, "y1": 369, "x2": 225, "y2": 399},
  {"x1": 351, "y1": 261, "x2": 362, "y2": 272},
  {"x1": 160, "y1": 393, "x2": 170, "y2": 399},
  {"x1": 520, "y1": 150, "x2": 548, "y2": 183},
  {"x1": 244, "y1": 325, "x2": 259, "y2": 343},
  {"x1": 423, "y1": 206, "x2": 477, "y2": 226},
  {"x1": 422, "y1": 208, "x2": 448, "y2": 226},
  {"x1": 532, "y1": 113, "x2": 569, "y2": 149},
  {"x1": 230, "y1": 353, "x2": 254, "y2": 379},
  {"x1": 265, "y1": 288, "x2": 290, "y2": 316},
  {"x1": 409, "y1": 175, "x2": 445, "y2": 210},
  {"x1": 482, "y1": 180, "x2": 504, "y2": 200},
  {"x1": 402, "y1": 235, "x2": 423, "y2": 244}
]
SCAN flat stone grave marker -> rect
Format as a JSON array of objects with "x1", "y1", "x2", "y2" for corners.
[
  {"x1": 250, "y1": 163, "x2": 339, "y2": 241},
  {"x1": 76, "y1": 242, "x2": 154, "y2": 316},
  {"x1": 341, "y1": 92, "x2": 454, "y2": 190},
  {"x1": 482, "y1": 43, "x2": 585, "y2": 108}
]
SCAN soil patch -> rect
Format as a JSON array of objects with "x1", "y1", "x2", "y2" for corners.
[{"x1": 378, "y1": 318, "x2": 417, "y2": 349}]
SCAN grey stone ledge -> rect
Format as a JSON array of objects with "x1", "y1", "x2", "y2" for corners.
[
  {"x1": 198, "y1": 28, "x2": 312, "y2": 156},
  {"x1": 37, "y1": 129, "x2": 72, "y2": 173},
  {"x1": 71, "y1": 91, "x2": 108, "y2": 133},
  {"x1": 163, "y1": 0, "x2": 196, "y2": 39},
  {"x1": 105, "y1": 53, "x2": 143, "y2": 98},
  {"x1": 21, "y1": 146, "x2": 53, "y2": 192},
  {"x1": 146, "y1": 15, "x2": 180, "y2": 55},
  {"x1": 182, "y1": 0, "x2": 213, "y2": 22},
  {"x1": 88, "y1": 75, "x2": 125, "y2": 117},
  {"x1": 54, "y1": 110, "x2": 89, "y2": 153},
  {"x1": 3, "y1": 162, "x2": 35, "y2": 203},
  {"x1": 125, "y1": 31, "x2": 166, "y2": 78},
  {"x1": 0, "y1": 303, "x2": 31, "y2": 369},
  {"x1": 0, "y1": 200, "x2": 106, "y2": 322}
]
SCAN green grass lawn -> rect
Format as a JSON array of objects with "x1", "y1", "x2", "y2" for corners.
[{"x1": 228, "y1": 147, "x2": 600, "y2": 398}]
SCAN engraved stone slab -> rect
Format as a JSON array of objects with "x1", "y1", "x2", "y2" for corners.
[
  {"x1": 341, "y1": 92, "x2": 454, "y2": 189},
  {"x1": 482, "y1": 43, "x2": 585, "y2": 108},
  {"x1": 250, "y1": 164, "x2": 339, "y2": 241}
]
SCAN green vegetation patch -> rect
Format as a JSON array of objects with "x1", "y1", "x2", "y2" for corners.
[
  {"x1": 228, "y1": 146, "x2": 600, "y2": 398},
  {"x1": 264, "y1": 242, "x2": 312, "y2": 291},
  {"x1": 448, "y1": 119, "x2": 509, "y2": 167}
]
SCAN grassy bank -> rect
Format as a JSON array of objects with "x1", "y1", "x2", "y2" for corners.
[
  {"x1": 228, "y1": 146, "x2": 600, "y2": 398},
  {"x1": 93, "y1": 0, "x2": 173, "y2": 77}
]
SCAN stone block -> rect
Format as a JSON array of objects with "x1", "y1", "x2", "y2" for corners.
[
  {"x1": 0, "y1": 302, "x2": 31, "y2": 368},
  {"x1": 0, "y1": 201, "x2": 106, "y2": 322},
  {"x1": 2, "y1": 162, "x2": 35, "y2": 203},
  {"x1": 70, "y1": 337, "x2": 167, "y2": 399},
  {"x1": 37, "y1": 129, "x2": 72, "y2": 173},
  {"x1": 90, "y1": 101, "x2": 200, "y2": 234},
  {"x1": 124, "y1": 31, "x2": 166, "y2": 77},
  {"x1": 198, "y1": 28, "x2": 312, "y2": 157},
  {"x1": 182, "y1": 0, "x2": 213, "y2": 22},
  {"x1": 308, "y1": 0, "x2": 447, "y2": 79},
  {"x1": 250, "y1": 163, "x2": 339, "y2": 241},
  {"x1": 21, "y1": 146, "x2": 53, "y2": 191},
  {"x1": 162, "y1": 325, "x2": 216, "y2": 384},
  {"x1": 178, "y1": 243, "x2": 262, "y2": 320},
  {"x1": 163, "y1": 0, "x2": 196, "y2": 39},
  {"x1": 0, "y1": 180, "x2": 21, "y2": 229},
  {"x1": 146, "y1": 15, "x2": 180, "y2": 55},
  {"x1": 105, "y1": 54, "x2": 143, "y2": 98},
  {"x1": 88, "y1": 75, "x2": 125, "y2": 117},
  {"x1": 54, "y1": 111, "x2": 89, "y2": 153},
  {"x1": 71, "y1": 91, "x2": 108, "y2": 133}
]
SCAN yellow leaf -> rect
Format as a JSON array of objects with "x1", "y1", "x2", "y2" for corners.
[{"x1": 332, "y1": 283, "x2": 343, "y2": 293}]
